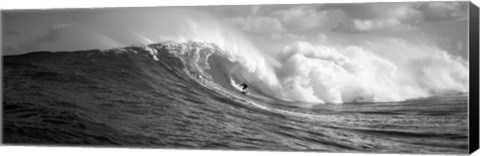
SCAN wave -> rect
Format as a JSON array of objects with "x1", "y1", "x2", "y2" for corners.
[{"x1": 3, "y1": 43, "x2": 468, "y2": 152}]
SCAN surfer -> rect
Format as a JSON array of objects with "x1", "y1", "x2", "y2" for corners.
[{"x1": 240, "y1": 82, "x2": 248, "y2": 94}]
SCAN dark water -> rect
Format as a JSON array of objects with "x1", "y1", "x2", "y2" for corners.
[{"x1": 2, "y1": 41, "x2": 468, "y2": 154}]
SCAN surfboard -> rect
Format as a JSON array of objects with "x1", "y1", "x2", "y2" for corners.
[{"x1": 241, "y1": 89, "x2": 247, "y2": 95}]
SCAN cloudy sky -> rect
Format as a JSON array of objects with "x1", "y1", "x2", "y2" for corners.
[{"x1": 2, "y1": 1, "x2": 469, "y2": 58}]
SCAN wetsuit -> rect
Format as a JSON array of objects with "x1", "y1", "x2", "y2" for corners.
[{"x1": 241, "y1": 83, "x2": 248, "y2": 92}]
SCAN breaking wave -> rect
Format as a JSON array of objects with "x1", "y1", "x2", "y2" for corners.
[{"x1": 112, "y1": 40, "x2": 468, "y2": 104}]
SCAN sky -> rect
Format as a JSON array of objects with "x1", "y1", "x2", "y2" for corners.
[{"x1": 1, "y1": 1, "x2": 470, "y2": 58}]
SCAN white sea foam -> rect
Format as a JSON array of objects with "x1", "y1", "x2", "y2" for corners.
[{"x1": 265, "y1": 41, "x2": 468, "y2": 103}]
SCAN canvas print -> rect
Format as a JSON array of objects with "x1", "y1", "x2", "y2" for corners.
[{"x1": 2, "y1": 1, "x2": 472, "y2": 154}]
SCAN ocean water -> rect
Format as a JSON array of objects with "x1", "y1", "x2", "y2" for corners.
[{"x1": 2, "y1": 41, "x2": 468, "y2": 154}]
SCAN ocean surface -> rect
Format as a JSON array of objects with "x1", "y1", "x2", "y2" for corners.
[{"x1": 3, "y1": 41, "x2": 468, "y2": 154}]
